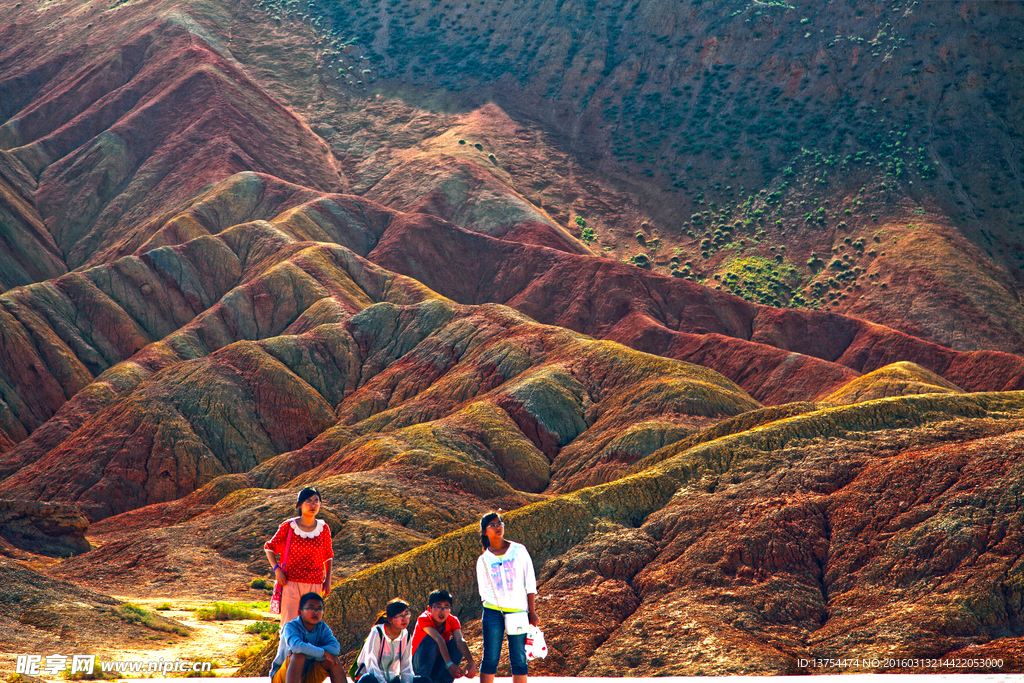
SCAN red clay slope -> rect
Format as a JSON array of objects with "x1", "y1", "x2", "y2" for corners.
[
  {"x1": 0, "y1": 176, "x2": 397, "y2": 447},
  {"x1": 3, "y1": 172, "x2": 1024, "y2": 457},
  {"x1": 1, "y1": 283, "x2": 759, "y2": 519},
  {"x1": 368, "y1": 216, "x2": 1024, "y2": 403},
  {"x1": 0, "y1": 150, "x2": 67, "y2": 291},
  {"x1": 0, "y1": 4, "x2": 346, "y2": 272},
  {"x1": 1, "y1": 0, "x2": 1022, "y2": 461}
]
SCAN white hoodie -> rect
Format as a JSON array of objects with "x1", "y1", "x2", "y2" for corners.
[{"x1": 476, "y1": 541, "x2": 537, "y2": 612}]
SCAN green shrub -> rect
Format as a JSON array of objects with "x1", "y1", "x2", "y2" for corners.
[
  {"x1": 631, "y1": 253, "x2": 651, "y2": 269},
  {"x1": 115, "y1": 604, "x2": 190, "y2": 636},
  {"x1": 719, "y1": 256, "x2": 804, "y2": 307},
  {"x1": 575, "y1": 216, "x2": 596, "y2": 244},
  {"x1": 195, "y1": 602, "x2": 262, "y2": 621},
  {"x1": 244, "y1": 621, "x2": 280, "y2": 635}
]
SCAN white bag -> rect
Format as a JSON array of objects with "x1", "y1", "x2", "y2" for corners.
[
  {"x1": 525, "y1": 625, "x2": 547, "y2": 660},
  {"x1": 503, "y1": 610, "x2": 531, "y2": 636}
]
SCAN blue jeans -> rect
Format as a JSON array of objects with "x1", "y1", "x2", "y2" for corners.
[
  {"x1": 413, "y1": 637, "x2": 462, "y2": 683},
  {"x1": 480, "y1": 608, "x2": 527, "y2": 676}
]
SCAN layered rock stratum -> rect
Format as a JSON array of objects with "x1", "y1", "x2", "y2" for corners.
[{"x1": 0, "y1": 0, "x2": 1022, "y2": 674}]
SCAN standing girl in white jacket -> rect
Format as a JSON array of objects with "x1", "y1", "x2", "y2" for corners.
[
  {"x1": 354, "y1": 599, "x2": 418, "y2": 683},
  {"x1": 476, "y1": 512, "x2": 538, "y2": 683}
]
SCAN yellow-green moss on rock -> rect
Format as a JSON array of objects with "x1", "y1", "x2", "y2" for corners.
[
  {"x1": 322, "y1": 464, "x2": 679, "y2": 653},
  {"x1": 819, "y1": 361, "x2": 964, "y2": 405},
  {"x1": 321, "y1": 391, "x2": 1024, "y2": 656}
]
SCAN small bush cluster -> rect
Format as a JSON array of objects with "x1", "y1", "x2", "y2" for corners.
[
  {"x1": 195, "y1": 602, "x2": 262, "y2": 621},
  {"x1": 245, "y1": 621, "x2": 280, "y2": 639},
  {"x1": 114, "y1": 604, "x2": 190, "y2": 636}
]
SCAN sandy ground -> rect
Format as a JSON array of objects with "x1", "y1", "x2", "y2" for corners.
[
  {"x1": 101, "y1": 596, "x2": 276, "y2": 677},
  {"x1": 1, "y1": 532, "x2": 280, "y2": 680},
  {"x1": 2, "y1": 591, "x2": 277, "y2": 681}
]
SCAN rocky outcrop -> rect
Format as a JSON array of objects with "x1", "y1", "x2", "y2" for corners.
[
  {"x1": 0, "y1": 558, "x2": 191, "y2": 655},
  {"x1": 251, "y1": 0, "x2": 1024, "y2": 355},
  {"x1": 0, "y1": 151, "x2": 67, "y2": 293},
  {"x1": 367, "y1": 216, "x2": 1024, "y2": 401},
  {"x1": 2, "y1": 291, "x2": 759, "y2": 519},
  {"x1": 5, "y1": 185, "x2": 1023, "y2": 463},
  {"x1": 818, "y1": 361, "x2": 964, "y2": 405},
  {"x1": 0, "y1": 14, "x2": 346, "y2": 272},
  {"x1": 0, "y1": 499, "x2": 89, "y2": 557},
  {"x1": 316, "y1": 392, "x2": 1024, "y2": 674}
]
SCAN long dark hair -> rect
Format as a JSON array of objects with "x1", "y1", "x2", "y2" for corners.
[
  {"x1": 480, "y1": 512, "x2": 501, "y2": 550},
  {"x1": 374, "y1": 598, "x2": 410, "y2": 625}
]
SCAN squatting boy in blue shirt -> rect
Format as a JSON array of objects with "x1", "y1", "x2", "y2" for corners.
[{"x1": 270, "y1": 592, "x2": 344, "y2": 683}]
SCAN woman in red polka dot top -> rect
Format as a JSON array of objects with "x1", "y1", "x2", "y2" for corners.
[{"x1": 264, "y1": 487, "x2": 334, "y2": 625}]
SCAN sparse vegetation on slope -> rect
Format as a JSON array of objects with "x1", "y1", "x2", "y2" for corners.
[{"x1": 312, "y1": 391, "x2": 1024, "y2": 672}]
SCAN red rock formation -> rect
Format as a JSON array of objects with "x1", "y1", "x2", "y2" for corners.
[
  {"x1": 364, "y1": 155, "x2": 592, "y2": 256},
  {"x1": 368, "y1": 215, "x2": 1024, "y2": 401},
  {"x1": 3, "y1": 289, "x2": 759, "y2": 519},
  {"x1": 0, "y1": 499, "x2": 89, "y2": 557},
  {"x1": 0, "y1": 151, "x2": 66, "y2": 292},
  {"x1": 1, "y1": 14, "x2": 346, "y2": 271},
  {"x1": 818, "y1": 361, "x2": 964, "y2": 404},
  {"x1": 314, "y1": 393, "x2": 1024, "y2": 675}
]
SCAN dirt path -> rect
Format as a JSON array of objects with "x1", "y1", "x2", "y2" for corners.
[
  {"x1": 100, "y1": 597, "x2": 277, "y2": 677},
  {"x1": 2, "y1": 531, "x2": 284, "y2": 680}
]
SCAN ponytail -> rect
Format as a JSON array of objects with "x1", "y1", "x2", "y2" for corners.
[{"x1": 374, "y1": 598, "x2": 409, "y2": 626}]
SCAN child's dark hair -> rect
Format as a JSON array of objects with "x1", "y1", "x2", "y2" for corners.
[
  {"x1": 374, "y1": 598, "x2": 410, "y2": 625},
  {"x1": 299, "y1": 592, "x2": 324, "y2": 610},
  {"x1": 428, "y1": 589, "x2": 453, "y2": 607},
  {"x1": 480, "y1": 512, "x2": 501, "y2": 550}
]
